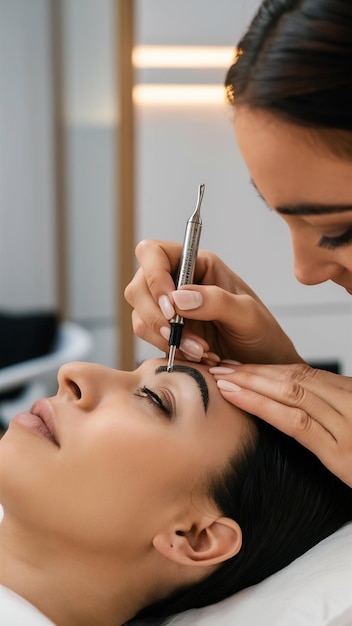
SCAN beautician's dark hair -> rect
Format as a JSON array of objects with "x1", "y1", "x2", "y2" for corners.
[
  {"x1": 133, "y1": 417, "x2": 352, "y2": 623},
  {"x1": 225, "y1": 0, "x2": 352, "y2": 158}
]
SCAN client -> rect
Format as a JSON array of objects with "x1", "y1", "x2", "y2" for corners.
[{"x1": 0, "y1": 358, "x2": 351, "y2": 626}]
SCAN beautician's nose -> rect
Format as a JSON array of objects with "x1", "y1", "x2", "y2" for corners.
[
  {"x1": 293, "y1": 252, "x2": 342, "y2": 285},
  {"x1": 290, "y1": 233, "x2": 343, "y2": 286},
  {"x1": 57, "y1": 361, "x2": 132, "y2": 409}
]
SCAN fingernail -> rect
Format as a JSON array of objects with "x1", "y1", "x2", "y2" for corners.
[
  {"x1": 184, "y1": 353, "x2": 202, "y2": 363},
  {"x1": 217, "y1": 380, "x2": 242, "y2": 392},
  {"x1": 206, "y1": 352, "x2": 221, "y2": 363},
  {"x1": 208, "y1": 366, "x2": 235, "y2": 375},
  {"x1": 180, "y1": 337, "x2": 204, "y2": 359},
  {"x1": 172, "y1": 290, "x2": 203, "y2": 310},
  {"x1": 201, "y1": 355, "x2": 220, "y2": 366},
  {"x1": 160, "y1": 326, "x2": 170, "y2": 341},
  {"x1": 159, "y1": 295, "x2": 175, "y2": 320},
  {"x1": 221, "y1": 359, "x2": 242, "y2": 365}
]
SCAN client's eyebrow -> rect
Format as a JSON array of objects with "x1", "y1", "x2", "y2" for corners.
[
  {"x1": 155, "y1": 365, "x2": 209, "y2": 412},
  {"x1": 250, "y1": 178, "x2": 352, "y2": 215}
]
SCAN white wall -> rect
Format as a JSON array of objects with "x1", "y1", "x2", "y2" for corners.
[
  {"x1": 0, "y1": 0, "x2": 121, "y2": 431},
  {"x1": 0, "y1": 0, "x2": 57, "y2": 310},
  {"x1": 61, "y1": 0, "x2": 118, "y2": 367},
  {"x1": 0, "y1": 0, "x2": 119, "y2": 367}
]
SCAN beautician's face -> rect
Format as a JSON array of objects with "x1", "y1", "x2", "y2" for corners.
[
  {"x1": 234, "y1": 107, "x2": 352, "y2": 295},
  {"x1": 1, "y1": 359, "x2": 250, "y2": 554}
]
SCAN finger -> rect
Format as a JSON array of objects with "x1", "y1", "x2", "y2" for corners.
[
  {"x1": 134, "y1": 239, "x2": 182, "y2": 301},
  {"x1": 215, "y1": 382, "x2": 347, "y2": 478},
  {"x1": 170, "y1": 285, "x2": 306, "y2": 364},
  {"x1": 216, "y1": 368, "x2": 343, "y2": 431},
  {"x1": 126, "y1": 268, "x2": 172, "y2": 337},
  {"x1": 213, "y1": 363, "x2": 352, "y2": 416},
  {"x1": 131, "y1": 309, "x2": 169, "y2": 354},
  {"x1": 132, "y1": 307, "x2": 210, "y2": 362},
  {"x1": 200, "y1": 352, "x2": 221, "y2": 366},
  {"x1": 132, "y1": 311, "x2": 205, "y2": 362},
  {"x1": 221, "y1": 362, "x2": 352, "y2": 392},
  {"x1": 161, "y1": 322, "x2": 211, "y2": 360},
  {"x1": 171, "y1": 284, "x2": 258, "y2": 326},
  {"x1": 215, "y1": 380, "x2": 334, "y2": 442}
]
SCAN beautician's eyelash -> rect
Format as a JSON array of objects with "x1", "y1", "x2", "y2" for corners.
[
  {"x1": 318, "y1": 227, "x2": 352, "y2": 250},
  {"x1": 134, "y1": 386, "x2": 173, "y2": 417},
  {"x1": 249, "y1": 179, "x2": 272, "y2": 210}
]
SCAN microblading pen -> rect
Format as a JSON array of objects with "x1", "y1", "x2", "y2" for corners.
[{"x1": 167, "y1": 184, "x2": 205, "y2": 372}]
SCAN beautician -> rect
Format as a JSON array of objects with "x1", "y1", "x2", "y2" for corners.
[{"x1": 125, "y1": 0, "x2": 352, "y2": 488}]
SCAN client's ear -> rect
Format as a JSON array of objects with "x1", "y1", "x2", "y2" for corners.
[{"x1": 153, "y1": 516, "x2": 242, "y2": 567}]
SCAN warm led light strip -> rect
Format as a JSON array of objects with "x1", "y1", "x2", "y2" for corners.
[
  {"x1": 133, "y1": 84, "x2": 226, "y2": 105},
  {"x1": 133, "y1": 45, "x2": 235, "y2": 68}
]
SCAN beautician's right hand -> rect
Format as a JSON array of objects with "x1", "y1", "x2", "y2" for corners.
[{"x1": 125, "y1": 239, "x2": 303, "y2": 365}]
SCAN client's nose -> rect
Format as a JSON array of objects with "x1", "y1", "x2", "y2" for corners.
[
  {"x1": 57, "y1": 361, "x2": 133, "y2": 410},
  {"x1": 57, "y1": 361, "x2": 103, "y2": 410}
]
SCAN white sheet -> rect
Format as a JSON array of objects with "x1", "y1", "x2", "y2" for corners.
[{"x1": 164, "y1": 522, "x2": 352, "y2": 626}]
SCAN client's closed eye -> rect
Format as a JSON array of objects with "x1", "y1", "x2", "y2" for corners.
[{"x1": 135, "y1": 387, "x2": 174, "y2": 417}]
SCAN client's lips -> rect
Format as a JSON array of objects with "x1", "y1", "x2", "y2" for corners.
[
  {"x1": 12, "y1": 399, "x2": 60, "y2": 446},
  {"x1": 30, "y1": 399, "x2": 60, "y2": 446}
]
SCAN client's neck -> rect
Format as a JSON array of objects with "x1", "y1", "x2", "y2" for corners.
[{"x1": 0, "y1": 517, "x2": 160, "y2": 626}]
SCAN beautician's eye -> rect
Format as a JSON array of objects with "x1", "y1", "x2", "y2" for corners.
[
  {"x1": 318, "y1": 227, "x2": 352, "y2": 250},
  {"x1": 135, "y1": 387, "x2": 174, "y2": 417}
]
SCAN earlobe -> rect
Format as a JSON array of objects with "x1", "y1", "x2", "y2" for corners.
[{"x1": 153, "y1": 517, "x2": 242, "y2": 568}]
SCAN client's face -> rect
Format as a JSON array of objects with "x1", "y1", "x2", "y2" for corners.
[{"x1": 0, "y1": 359, "x2": 251, "y2": 556}]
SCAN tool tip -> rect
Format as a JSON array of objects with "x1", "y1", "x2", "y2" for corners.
[{"x1": 167, "y1": 345, "x2": 177, "y2": 372}]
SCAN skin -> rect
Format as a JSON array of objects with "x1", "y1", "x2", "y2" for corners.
[
  {"x1": 0, "y1": 358, "x2": 249, "y2": 626},
  {"x1": 124, "y1": 108, "x2": 352, "y2": 487},
  {"x1": 234, "y1": 108, "x2": 352, "y2": 290}
]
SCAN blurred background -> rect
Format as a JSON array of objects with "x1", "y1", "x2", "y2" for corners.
[{"x1": 1, "y1": 0, "x2": 351, "y2": 409}]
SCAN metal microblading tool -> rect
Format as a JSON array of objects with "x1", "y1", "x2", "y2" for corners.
[{"x1": 167, "y1": 184, "x2": 205, "y2": 372}]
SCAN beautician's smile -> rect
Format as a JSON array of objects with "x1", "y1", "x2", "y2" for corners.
[{"x1": 12, "y1": 399, "x2": 60, "y2": 447}]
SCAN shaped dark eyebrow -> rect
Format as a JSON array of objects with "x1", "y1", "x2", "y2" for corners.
[
  {"x1": 249, "y1": 178, "x2": 352, "y2": 215},
  {"x1": 155, "y1": 365, "x2": 209, "y2": 412}
]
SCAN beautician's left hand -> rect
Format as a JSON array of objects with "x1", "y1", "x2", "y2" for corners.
[{"x1": 209, "y1": 363, "x2": 352, "y2": 488}]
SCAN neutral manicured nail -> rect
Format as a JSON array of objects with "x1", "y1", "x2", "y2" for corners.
[
  {"x1": 180, "y1": 337, "x2": 204, "y2": 359},
  {"x1": 172, "y1": 290, "x2": 203, "y2": 310},
  {"x1": 208, "y1": 367, "x2": 235, "y2": 375},
  {"x1": 205, "y1": 353, "x2": 221, "y2": 363},
  {"x1": 159, "y1": 295, "x2": 175, "y2": 320},
  {"x1": 217, "y1": 379, "x2": 242, "y2": 392},
  {"x1": 184, "y1": 353, "x2": 202, "y2": 363},
  {"x1": 160, "y1": 326, "x2": 171, "y2": 341},
  {"x1": 221, "y1": 359, "x2": 242, "y2": 365},
  {"x1": 201, "y1": 355, "x2": 220, "y2": 366}
]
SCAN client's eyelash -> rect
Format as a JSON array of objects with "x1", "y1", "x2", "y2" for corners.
[
  {"x1": 318, "y1": 227, "x2": 352, "y2": 250},
  {"x1": 135, "y1": 386, "x2": 173, "y2": 417}
]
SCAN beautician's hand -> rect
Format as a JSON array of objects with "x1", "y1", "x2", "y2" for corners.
[
  {"x1": 210, "y1": 363, "x2": 352, "y2": 487},
  {"x1": 125, "y1": 239, "x2": 303, "y2": 364}
]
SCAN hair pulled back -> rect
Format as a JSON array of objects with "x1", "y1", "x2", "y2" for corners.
[{"x1": 225, "y1": 0, "x2": 352, "y2": 156}]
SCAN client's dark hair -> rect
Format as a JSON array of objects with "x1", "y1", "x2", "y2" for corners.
[
  {"x1": 225, "y1": 0, "x2": 352, "y2": 158},
  {"x1": 134, "y1": 417, "x2": 352, "y2": 623}
]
